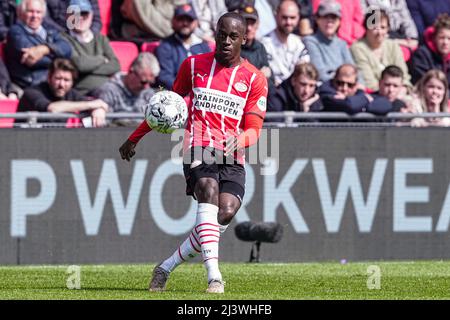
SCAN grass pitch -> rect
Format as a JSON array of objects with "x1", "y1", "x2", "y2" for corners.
[{"x1": 1, "y1": 261, "x2": 450, "y2": 300}]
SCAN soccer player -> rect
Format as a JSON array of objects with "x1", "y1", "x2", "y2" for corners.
[{"x1": 119, "y1": 12, "x2": 268, "y2": 294}]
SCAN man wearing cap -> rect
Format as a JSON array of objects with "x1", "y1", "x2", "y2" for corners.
[
  {"x1": 239, "y1": 6, "x2": 272, "y2": 80},
  {"x1": 44, "y1": 0, "x2": 102, "y2": 34},
  {"x1": 303, "y1": 0, "x2": 356, "y2": 82},
  {"x1": 155, "y1": 3, "x2": 211, "y2": 89},
  {"x1": 62, "y1": 0, "x2": 120, "y2": 96}
]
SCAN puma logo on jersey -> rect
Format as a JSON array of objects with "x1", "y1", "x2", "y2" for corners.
[{"x1": 196, "y1": 73, "x2": 208, "y2": 81}]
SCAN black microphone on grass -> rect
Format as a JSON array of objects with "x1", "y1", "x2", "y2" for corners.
[{"x1": 234, "y1": 221, "x2": 283, "y2": 262}]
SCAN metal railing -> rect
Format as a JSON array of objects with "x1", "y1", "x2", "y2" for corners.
[{"x1": 1, "y1": 111, "x2": 450, "y2": 128}]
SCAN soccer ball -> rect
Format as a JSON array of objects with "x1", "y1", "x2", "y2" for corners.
[{"x1": 144, "y1": 90, "x2": 188, "y2": 134}]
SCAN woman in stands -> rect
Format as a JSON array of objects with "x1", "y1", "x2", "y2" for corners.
[
  {"x1": 411, "y1": 69, "x2": 450, "y2": 127},
  {"x1": 351, "y1": 8, "x2": 412, "y2": 91}
]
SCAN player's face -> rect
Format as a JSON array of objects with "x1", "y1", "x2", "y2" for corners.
[
  {"x1": 215, "y1": 17, "x2": 246, "y2": 66},
  {"x1": 49, "y1": 70, "x2": 74, "y2": 98},
  {"x1": 291, "y1": 75, "x2": 317, "y2": 102},
  {"x1": 379, "y1": 76, "x2": 402, "y2": 102}
]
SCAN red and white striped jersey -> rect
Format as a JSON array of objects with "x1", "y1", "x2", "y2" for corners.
[{"x1": 173, "y1": 52, "x2": 268, "y2": 154}]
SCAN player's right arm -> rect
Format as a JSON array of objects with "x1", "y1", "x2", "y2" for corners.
[
  {"x1": 120, "y1": 56, "x2": 192, "y2": 162},
  {"x1": 119, "y1": 120, "x2": 152, "y2": 162}
]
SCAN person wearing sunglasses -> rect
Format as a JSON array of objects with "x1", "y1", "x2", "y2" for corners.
[
  {"x1": 319, "y1": 63, "x2": 392, "y2": 115},
  {"x1": 93, "y1": 52, "x2": 160, "y2": 121}
]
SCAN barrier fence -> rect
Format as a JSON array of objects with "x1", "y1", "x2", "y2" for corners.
[{"x1": 1, "y1": 127, "x2": 450, "y2": 264}]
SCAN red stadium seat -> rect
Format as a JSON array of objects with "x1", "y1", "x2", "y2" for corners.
[
  {"x1": 141, "y1": 41, "x2": 160, "y2": 54},
  {"x1": 207, "y1": 40, "x2": 216, "y2": 52},
  {"x1": 110, "y1": 41, "x2": 139, "y2": 72},
  {"x1": 0, "y1": 42, "x2": 5, "y2": 61},
  {"x1": 400, "y1": 45, "x2": 412, "y2": 62},
  {"x1": 98, "y1": 0, "x2": 112, "y2": 36},
  {"x1": 0, "y1": 99, "x2": 19, "y2": 128}
]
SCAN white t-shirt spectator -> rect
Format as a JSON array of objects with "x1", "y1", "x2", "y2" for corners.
[{"x1": 261, "y1": 30, "x2": 310, "y2": 86}]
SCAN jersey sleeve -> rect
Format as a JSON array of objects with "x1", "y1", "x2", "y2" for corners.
[
  {"x1": 244, "y1": 72, "x2": 268, "y2": 120},
  {"x1": 172, "y1": 57, "x2": 192, "y2": 97},
  {"x1": 128, "y1": 120, "x2": 152, "y2": 144}
]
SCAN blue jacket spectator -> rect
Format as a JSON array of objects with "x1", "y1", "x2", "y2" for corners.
[
  {"x1": 5, "y1": 0, "x2": 72, "y2": 89},
  {"x1": 406, "y1": 0, "x2": 450, "y2": 43},
  {"x1": 44, "y1": 0, "x2": 102, "y2": 35},
  {"x1": 319, "y1": 64, "x2": 392, "y2": 115},
  {"x1": 155, "y1": 4, "x2": 211, "y2": 89}
]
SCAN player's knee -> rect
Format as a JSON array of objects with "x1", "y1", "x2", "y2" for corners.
[
  {"x1": 218, "y1": 202, "x2": 239, "y2": 225},
  {"x1": 195, "y1": 178, "x2": 219, "y2": 203}
]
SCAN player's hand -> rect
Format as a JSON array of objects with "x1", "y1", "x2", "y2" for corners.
[{"x1": 119, "y1": 140, "x2": 137, "y2": 162}]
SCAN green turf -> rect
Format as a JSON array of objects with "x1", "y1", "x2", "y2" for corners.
[{"x1": 1, "y1": 261, "x2": 450, "y2": 300}]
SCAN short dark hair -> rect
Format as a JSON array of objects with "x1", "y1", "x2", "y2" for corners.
[
  {"x1": 363, "y1": 8, "x2": 390, "y2": 30},
  {"x1": 381, "y1": 65, "x2": 404, "y2": 80},
  {"x1": 217, "y1": 12, "x2": 247, "y2": 32},
  {"x1": 49, "y1": 58, "x2": 78, "y2": 81}
]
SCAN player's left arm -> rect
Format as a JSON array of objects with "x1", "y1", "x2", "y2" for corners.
[{"x1": 224, "y1": 73, "x2": 268, "y2": 156}]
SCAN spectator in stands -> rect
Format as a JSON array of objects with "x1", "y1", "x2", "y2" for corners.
[
  {"x1": 120, "y1": 0, "x2": 185, "y2": 42},
  {"x1": 44, "y1": 0, "x2": 102, "y2": 34},
  {"x1": 351, "y1": 9, "x2": 412, "y2": 91},
  {"x1": 406, "y1": 0, "x2": 450, "y2": 44},
  {"x1": 268, "y1": 62, "x2": 323, "y2": 114},
  {"x1": 0, "y1": 0, "x2": 18, "y2": 42},
  {"x1": 360, "y1": 0, "x2": 418, "y2": 50},
  {"x1": 18, "y1": 58, "x2": 108, "y2": 127},
  {"x1": 372, "y1": 65, "x2": 412, "y2": 112},
  {"x1": 0, "y1": 59, "x2": 18, "y2": 100},
  {"x1": 239, "y1": 6, "x2": 271, "y2": 79},
  {"x1": 319, "y1": 64, "x2": 392, "y2": 115},
  {"x1": 312, "y1": 0, "x2": 365, "y2": 46},
  {"x1": 261, "y1": 0, "x2": 310, "y2": 87},
  {"x1": 156, "y1": 4, "x2": 211, "y2": 90},
  {"x1": 5, "y1": 0, "x2": 72, "y2": 89},
  {"x1": 93, "y1": 53, "x2": 159, "y2": 121},
  {"x1": 410, "y1": 14, "x2": 450, "y2": 90},
  {"x1": 411, "y1": 69, "x2": 450, "y2": 127},
  {"x1": 304, "y1": 1, "x2": 355, "y2": 83},
  {"x1": 191, "y1": 0, "x2": 227, "y2": 43},
  {"x1": 62, "y1": 0, "x2": 120, "y2": 96}
]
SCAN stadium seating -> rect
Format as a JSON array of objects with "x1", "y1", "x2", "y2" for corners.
[
  {"x1": 98, "y1": 0, "x2": 112, "y2": 36},
  {"x1": 141, "y1": 41, "x2": 160, "y2": 54},
  {"x1": 400, "y1": 45, "x2": 412, "y2": 62},
  {"x1": 0, "y1": 42, "x2": 5, "y2": 61},
  {"x1": 0, "y1": 99, "x2": 19, "y2": 128},
  {"x1": 110, "y1": 41, "x2": 139, "y2": 72}
]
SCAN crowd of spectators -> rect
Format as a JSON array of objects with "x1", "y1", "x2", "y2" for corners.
[{"x1": 0, "y1": 0, "x2": 450, "y2": 127}]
